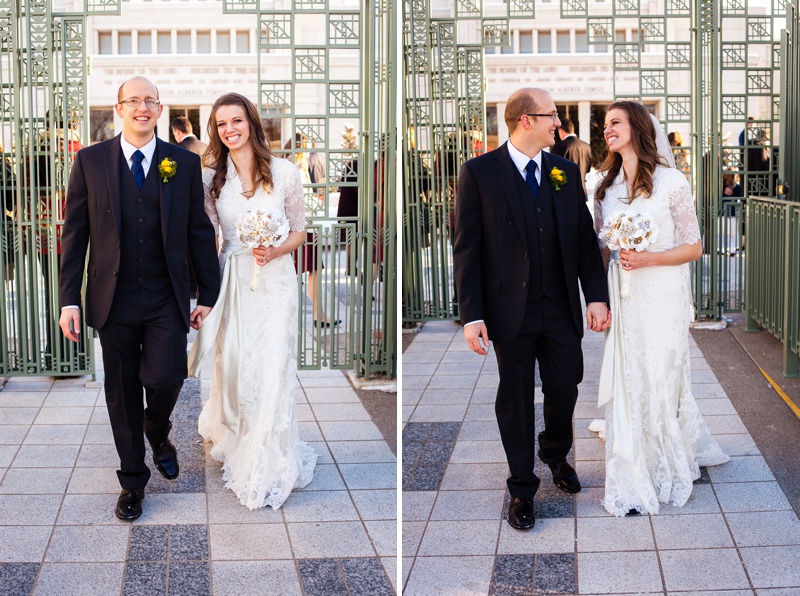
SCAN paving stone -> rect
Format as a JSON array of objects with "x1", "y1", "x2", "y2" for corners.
[
  {"x1": 210, "y1": 524, "x2": 292, "y2": 560},
  {"x1": 404, "y1": 464, "x2": 446, "y2": 491},
  {"x1": 45, "y1": 525, "x2": 130, "y2": 562},
  {"x1": 726, "y1": 511, "x2": 800, "y2": 547},
  {"x1": 294, "y1": 463, "x2": 345, "y2": 492},
  {"x1": 129, "y1": 525, "x2": 168, "y2": 562},
  {"x1": 0, "y1": 494, "x2": 62, "y2": 525},
  {"x1": 707, "y1": 455, "x2": 775, "y2": 483},
  {"x1": 0, "y1": 563, "x2": 39, "y2": 595},
  {"x1": 497, "y1": 518, "x2": 575, "y2": 555},
  {"x1": 402, "y1": 441, "x2": 423, "y2": 466},
  {"x1": 416, "y1": 441, "x2": 454, "y2": 465},
  {"x1": 205, "y1": 491, "x2": 283, "y2": 525},
  {"x1": 402, "y1": 423, "x2": 433, "y2": 443},
  {"x1": 660, "y1": 548, "x2": 750, "y2": 591},
  {"x1": 173, "y1": 405, "x2": 202, "y2": 423},
  {"x1": 171, "y1": 423, "x2": 201, "y2": 444},
  {"x1": 490, "y1": 553, "x2": 534, "y2": 596},
  {"x1": 34, "y1": 562, "x2": 125, "y2": 596},
  {"x1": 282, "y1": 490, "x2": 359, "y2": 523},
  {"x1": 171, "y1": 468, "x2": 206, "y2": 493},
  {"x1": 431, "y1": 489, "x2": 505, "y2": 521},
  {"x1": 167, "y1": 562, "x2": 210, "y2": 596},
  {"x1": 0, "y1": 526, "x2": 52, "y2": 563},
  {"x1": 170, "y1": 525, "x2": 209, "y2": 561},
  {"x1": 297, "y1": 559, "x2": 347, "y2": 595},
  {"x1": 403, "y1": 555, "x2": 494, "y2": 596},
  {"x1": 578, "y1": 516, "x2": 655, "y2": 553},
  {"x1": 419, "y1": 519, "x2": 499, "y2": 556},
  {"x1": 122, "y1": 562, "x2": 167, "y2": 596},
  {"x1": 440, "y1": 463, "x2": 508, "y2": 491},
  {"x1": 408, "y1": 404, "x2": 467, "y2": 422},
  {"x1": 0, "y1": 426, "x2": 29, "y2": 445},
  {"x1": 340, "y1": 557, "x2": 394, "y2": 596},
  {"x1": 714, "y1": 481, "x2": 793, "y2": 513},
  {"x1": 577, "y1": 551, "x2": 663, "y2": 594},
  {"x1": 535, "y1": 553, "x2": 576, "y2": 595},
  {"x1": 0, "y1": 467, "x2": 72, "y2": 494},
  {"x1": 349, "y1": 489, "x2": 396, "y2": 521},
  {"x1": 288, "y1": 521, "x2": 375, "y2": 558},
  {"x1": 21, "y1": 425, "x2": 85, "y2": 446},
  {"x1": 427, "y1": 421, "x2": 463, "y2": 442},
  {"x1": 651, "y1": 514, "x2": 733, "y2": 549},
  {"x1": 210, "y1": 560, "x2": 302, "y2": 596},
  {"x1": 327, "y1": 440, "x2": 395, "y2": 464},
  {"x1": 739, "y1": 546, "x2": 800, "y2": 589},
  {"x1": 339, "y1": 463, "x2": 395, "y2": 490}
]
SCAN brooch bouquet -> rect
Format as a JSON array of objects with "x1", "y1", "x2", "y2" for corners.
[
  {"x1": 598, "y1": 210, "x2": 659, "y2": 297},
  {"x1": 158, "y1": 158, "x2": 177, "y2": 183},
  {"x1": 236, "y1": 208, "x2": 291, "y2": 290},
  {"x1": 549, "y1": 167, "x2": 566, "y2": 191}
]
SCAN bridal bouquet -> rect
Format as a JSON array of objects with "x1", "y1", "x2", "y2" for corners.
[
  {"x1": 236, "y1": 208, "x2": 291, "y2": 290},
  {"x1": 598, "y1": 210, "x2": 659, "y2": 298}
]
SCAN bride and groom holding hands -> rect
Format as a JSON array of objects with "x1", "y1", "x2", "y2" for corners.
[
  {"x1": 58, "y1": 76, "x2": 316, "y2": 520},
  {"x1": 453, "y1": 87, "x2": 729, "y2": 528}
]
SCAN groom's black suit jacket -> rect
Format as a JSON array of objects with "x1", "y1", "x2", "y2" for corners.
[
  {"x1": 59, "y1": 135, "x2": 220, "y2": 330},
  {"x1": 453, "y1": 142, "x2": 607, "y2": 343}
]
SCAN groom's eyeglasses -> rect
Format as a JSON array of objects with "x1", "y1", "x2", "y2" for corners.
[
  {"x1": 119, "y1": 98, "x2": 161, "y2": 109},
  {"x1": 523, "y1": 113, "x2": 560, "y2": 122}
]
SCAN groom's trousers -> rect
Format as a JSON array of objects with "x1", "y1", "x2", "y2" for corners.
[
  {"x1": 493, "y1": 296, "x2": 583, "y2": 499},
  {"x1": 98, "y1": 284, "x2": 187, "y2": 489}
]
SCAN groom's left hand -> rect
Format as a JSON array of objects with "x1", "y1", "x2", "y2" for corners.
[{"x1": 190, "y1": 305, "x2": 212, "y2": 330}]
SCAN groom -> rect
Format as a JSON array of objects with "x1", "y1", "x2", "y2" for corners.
[
  {"x1": 59, "y1": 76, "x2": 220, "y2": 520},
  {"x1": 453, "y1": 88, "x2": 609, "y2": 530}
]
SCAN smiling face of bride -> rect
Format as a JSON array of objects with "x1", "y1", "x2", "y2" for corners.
[
  {"x1": 603, "y1": 108, "x2": 633, "y2": 155},
  {"x1": 215, "y1": 104, "x2": 252, "y2": 153}
]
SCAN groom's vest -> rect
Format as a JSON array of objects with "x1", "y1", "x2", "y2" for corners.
[
  {"x1": 514, "y1": 166, "x2": 567, "y2": 303},
  {"x1": 117, "y1": 152, "x2": 172, "y2": 292}
]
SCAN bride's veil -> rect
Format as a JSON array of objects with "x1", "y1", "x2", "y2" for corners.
[{"x1": 649, "y1": 113, "x2": 676, "y2": 169}]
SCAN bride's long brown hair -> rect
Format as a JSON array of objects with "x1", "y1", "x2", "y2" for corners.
[
  {"x1": 204, "y1": 93, "x2": 273, "y2": 200},
  {"x1": 594, "y1": 101, "x2": 669, "y2": 204}
]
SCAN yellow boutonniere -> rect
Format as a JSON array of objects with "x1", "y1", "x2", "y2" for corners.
[
  {"x1": 549, "y1": 167, "x2": 566, "y2": 191},
  {"x1": 158, "y1": 158, "x2": 177, "y2": 183}
]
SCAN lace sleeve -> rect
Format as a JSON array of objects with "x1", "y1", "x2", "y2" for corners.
[
  {"x1": 594, "y1": 197, "x2": 606, "y2": 248},
  {"x1": 668, "y1": 171, "x2": 701, "y2": 245},
  {"x1": 201, "y1": 167, "x2": 219, "y2": 232},
  {"x1": 283, "y1": 161, "x2": 307, "y2": 232}
]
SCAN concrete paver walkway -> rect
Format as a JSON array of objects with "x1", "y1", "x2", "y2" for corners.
[
  {"x1": 0, "y1": 336, "x2": 396, "y2": 595},
  {"x1": 402, "y1": 321, "x2": 800, "y2": 595}
]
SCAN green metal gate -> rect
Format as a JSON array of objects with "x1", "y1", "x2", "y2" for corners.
[
  {"x1": 746, "y1": 1, "x2": 800, "y2": 377},
  {"x1": 1, "y1": 0, "x2": 95, "y2": 376},
  {"x1": 2, "y1": 0, "x2": 397, "y2": 380},
  {"x1": 402, "y1": 0, "x2": 789, "y2": 325}
]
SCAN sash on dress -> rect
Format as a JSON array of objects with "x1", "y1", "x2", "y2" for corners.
[
  {"x1": 597, "y1": 256, "x2": 635, "y2": 462},
  {"x1": 188, "y1": 244, "x2": 252, "y2": 436}
]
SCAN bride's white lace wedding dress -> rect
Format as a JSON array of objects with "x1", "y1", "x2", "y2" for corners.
[
  {"x1": 190, "y1": 155, "x2": 317, "y2": 510},
  {"x1": 594, "y1": 166, "x2": 729, "y2": 517}
]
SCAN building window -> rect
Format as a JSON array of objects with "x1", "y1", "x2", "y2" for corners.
[
  {"x1": 157, "y1": 32, "x2": 171, "y2": 54},
  {"x1": 538, "y1": 31, "x2": 551, "y2": 54},
  {"x1": 575, "y1": 31, "x2": 588, "y2": 53},
  {"x1": 90, "y1": 108, "x2": 115, "y2": 144},
  {"x1": 556, "y1": 31, "x2": 570, "y2": 53},
  {"x1": 486, "y1": 104, "x2": 498, "y2": 150},
  {"x1": 236, "y1": 31, "x2": 250, "y2": 53},
  {"x1": 118, "y1": 32, "x2": 132, "y2": 54},
  {"x1": 98, "y1": 32, "x2": 112, "y2": 55},
  {"x1": 217, "y1": 31, "x2": 231, "y2": 53},
  {"x1": 196, "y1": 32, "x2": 211, "y2": 53},
  {"x1": 500, "y1": 34, "x2": 514, "y2": 54},
  {"x1": 520, "y1": 32, "x2": 533, "y2": 54},
  {"x1": 177, "y1": 32, "x2": 191, "y2": 54},
  {"x1": 138, "y1": 32, "x2": 152, "y2": 54}
]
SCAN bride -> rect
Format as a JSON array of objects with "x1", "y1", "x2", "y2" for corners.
[
  {"x1": 593, "y1": 101, "x2": 729, "y2": 516},
  {"x1": 189, "y1": 93, "x2": 317, "y2": 510}
]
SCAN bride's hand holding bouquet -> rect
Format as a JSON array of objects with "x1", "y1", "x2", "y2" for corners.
[
  {"x1": 598, "y1": 210, "x2": 658, "y2": 297},
  {"x1": 235, "y1": 208, "x2": 291, "y2": 290}
]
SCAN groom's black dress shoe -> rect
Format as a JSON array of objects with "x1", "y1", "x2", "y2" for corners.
[
  {"x1": 548, "y1": 460, "x2": 581, "y2": 493},
  {"x1": 507, "y1": 497, "x2": 535, "y2": 530},
  {"x1": 151, "y1": 439, "x2": 179, "y2": 480},
  {"x1": 115, "y1": 488, "x2": 145, "y2": 520}
]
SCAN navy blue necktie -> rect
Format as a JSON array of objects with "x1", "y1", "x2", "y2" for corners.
[
  {"x1": 131, "y1": 150, "x2": 145, "y2": 190},
  {"x1": 525, "y1": 159, "x2": 539, "y2": 199}
]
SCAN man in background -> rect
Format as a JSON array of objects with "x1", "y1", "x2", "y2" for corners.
[
  {"x1": 551, "y1": 117, "x2": 593, "y2": 194},
  {"x1": 171, "y1": 116, "x2": 207, "y2": 157}
]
